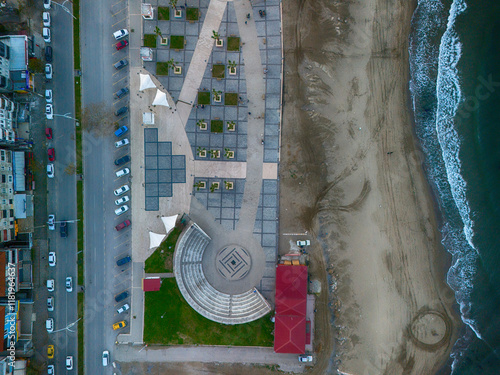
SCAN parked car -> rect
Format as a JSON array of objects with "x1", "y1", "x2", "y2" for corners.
[
  {"x1": 48, "y1": 365, "x2": 54, "y2": 375},
  {"x1": 45, "y1": 89, "x2": 53, "y2": 103},
  {"x1": 44, "y1": 0, "x2": 51, "y2": 9},
  {"x1": 114, "y1": 125, "x2": 128, "y2": 137},
  {"x1": 117, "y1": 303, "x2": 130, "y2": 314},
  {"x1": 102, "y1": 350, "x2": 110, "y2": 366},
  {"x1": 114, "y1": 155, "x2": 130, "y2": 166},
  {"x1": 115, "y1": 106, "x2": 128, "y2": 116},
  {"x1": 47, "y1": 344, "x2": 54, "y2": 359},
  {"x1": 45, "y1": 104, "x2": 53, "y2": 119},
  {"x1": 112, "y1": 320, "x2": 127, "y2": 330},
  {"x1": 116, "y1": 256, "x2": 131, "y2": 266},
  {"x1": 47, "y1": 297, "x2": 54, "y2": 312},
  {"x1": 114, "y1": 87, "x2": 129, "y2": 99},
  {"x1": 115, "y1": 205, "x2": 129, "y2": 216},
  {"x1": 115, "y1": 219, "x2": 131, "y2": 231},
  {"x1": 43, "y1": 27, "x2": 51, "y2": 43},
  {"x1": 47, "y1": 279, "x2": 54, "y2": 292},
  {"x1": 115, "y1": 168, "x2": 130, "y2": 177},
  {"x1": 60, "y1": 221, "x2": 68, "y2": 237},
  {"x1": 43, "y1": 11, "x2": 51, "y2": 27},
  {"x1": 115, "y1": 195, "x2": 130, "y2": 205},
  {"x1": 114, "y1": 59, "x2": 128, "y2": 70},
  {"x1": 45, "y1": 127, "x2": 53, "y2": 139},
  {"x1": 48, "y1": 214, "x2": 55, "y2": 230},
  {"x1": 298, "y1": 355, "x2": 313, "y2": 363},
  {"x1": 47, "y1": 163, "x2": 54, "y2": 178},
  {"x1": 46, "y1": 318, "x2": 54, "y2": 333},
  {"x1": 48, "y1": 148, "x2": 55, "y2": 161},
  {"x1": 65, "y1": 277, "x2": 73, "y2": 292},
  {"x1": 116, "y1": 40, "x2": 128, "y2": 50},
  {"x1": 48, "y1": 252, "x2": 56, "y2": 266},
  {"x1": 296, "y1": 239, "x2": 310, "y2": 247},
  {"x1": 114, "y1": 291, "x2": 129, "y2": 302},
  {"x1": 66, "y1": 356, "x2": 73, "y2": 370},
  {"x1": 113, "y1": 29, "x2": 129, "y2": 40},
  {"x1": 115, "y1": 138, "x2": 129, "y2": 148},
  {"x1": 114, "y1": 184, "x2": 130, "y2": 196},
  {"x1": 45, "y1": 46, "x2": 53, "y2": 62},
  {"x1": 45, "y1": 63, "x2": 53, "y2": 79}
]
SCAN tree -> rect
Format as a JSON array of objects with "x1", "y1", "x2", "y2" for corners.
[
  {"x1": 211, "y1": 30, "x2": 220, "y2": 41},
  {"x1": 169, "y1": 0, "x2": 178, "y2": 9},
  {"x1": 196, "y1": 119, "x2": 206, "y2": 129},
  {"x1": 210, "y1": 149, "x2": 219, "y2": 159},
  {"x1": 212, "y1": 89, "x2": 222, "y2": 101},
  {"x1": 196, "y1": 146, "x2": 206, "y2": 156},
  {"x1": 228, "y1": 60, "x2": 237, "y2": 69},
  {"x1": 154, "y1": 26, "x2": 162, "y2": 38},
  {"x1": 227, "y1": 121, "x2": 236, "y2": 131},
  {"x1": 224, "y1": 148, "x2": 233, "y2": 158},
  {"x1": 193, "y1": 181, "x2": 205, "y2": 190}
]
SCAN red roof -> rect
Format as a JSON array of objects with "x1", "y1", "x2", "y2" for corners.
[
  {"x1": 142, "y1": 277, "x2": 161, "y2": 291},
  {"x1": 274, "y1": 265, "x2": 308, "y2": 353}
]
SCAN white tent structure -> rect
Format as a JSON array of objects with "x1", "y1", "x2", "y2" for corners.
[
  {"x1": 161, "y1": 214, "x2": 178, "y2": 235},
  {"x1": 149, "y1": 232, "x2": 166, "y2": 249},
  {"x1": 139, "y1": 73, "x2": 156, "y2": 91},
  {"x1": 152, "y1": 89, "x2": 170, "y2": 107}
]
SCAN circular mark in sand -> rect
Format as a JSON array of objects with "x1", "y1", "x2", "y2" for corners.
[
  {"x1": 409, "y1": 310, "x2": 451, "y2": 351},
  {"x1": 216, "y1": 245, "x2": 251, "y2": 280}
]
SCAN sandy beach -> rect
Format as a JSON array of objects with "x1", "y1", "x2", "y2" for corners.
[{"x1": 279, "y1": 0, "x2": 461, "y2": 373}]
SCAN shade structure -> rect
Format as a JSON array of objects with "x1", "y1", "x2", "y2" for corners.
[
  {"x1": 152, "y1": 89, "x2": 170, "y2": 107},
  {"x1": 149, "y1": 231, "x2": 166, "y2": 249},
  {"x1": 161, "y1": 215, "x2": 178, "y2": 235},
  {"x1": 143, "y1": 277, "x2": 161, "y2": 291},
  {"x1": 139, "y1": 73, "x2": 156, "y2": 91}
]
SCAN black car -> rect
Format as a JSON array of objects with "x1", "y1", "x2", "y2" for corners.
[
  {"x1": 115, "y1": 291, "x2": 129, "y2": 303},
  {"x1": 60, "y1": 221, "x2": 68, "y2": 238},
  {"x1": 45, "y1": 46, "x2": 52, "y2": 63},
  {"x1": 116, "y1": 256, "x2": 131, "y2": 266},
  {"x1": 114, "y1": 59, "x2": 128, "y2": 70},
  {"x1": 115, "y1": 87, "x2": 129, "y2": 99},
  {"x1": 114, "y1": 155, "x2": 130, "y2": 166},
  {"x1": 115, "y1": 106, "x2": 128, "y2": 116}
]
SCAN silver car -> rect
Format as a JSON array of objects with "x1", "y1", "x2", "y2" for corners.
[
  {"x1": 115, "y1": 205, "x2": 129, "y2": 216},
  {"x1": 114, "y1": 184, "x2": 130, "y2": 196}
]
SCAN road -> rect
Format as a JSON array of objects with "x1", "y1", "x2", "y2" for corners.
[
  {"x1": 45, "y1": 1, "x2": 78, "y2": 373},
  {"x1": 80, "y1": 0, "x2": 132, "y2": 373}
]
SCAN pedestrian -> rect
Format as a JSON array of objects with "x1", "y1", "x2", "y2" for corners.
[
  {"x1": 248, "y1": 112, "x2": 251, "y2": 115},
  {"x1": 387, "y1": 151, "x2": 393, "y2": 155}
]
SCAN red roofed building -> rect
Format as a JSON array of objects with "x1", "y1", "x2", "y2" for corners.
[
  {"x1": 274, "y1": 264, "x2": 308, "y2": 353},
  {"x1": 142, "y1": 277, "x2": 161, "y2": 291}
]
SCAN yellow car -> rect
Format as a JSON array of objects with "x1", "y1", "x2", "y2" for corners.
[
  {"x1": 112, "y1": 320, "x2": 127, "y2": 330},
  {"x1": 47, "y1": 345, "x2": 54, "y2": 359}
]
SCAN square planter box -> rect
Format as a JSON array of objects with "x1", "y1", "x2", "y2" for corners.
[
  {"x1": 174, "y1": 66, "x2": 182, "y2": 75},
  {"x1": 210, "y1": 150, "x2": 221, "y2": 159},
  {"x1": 160, "y1": 37, "x2": 168, "y2": 46},
  {"x1": 210, "y1": 182, "x2": 220, "y2": 191},
  {"x1": 227, "y1": 122, "x2": 236, "y2": 132},
  {"x1": 225, "y1": 181, "x2": 234, "y2": 190},
  {"x1": 197, "y1": 121, "x2": 207, "y2": 130},
  {"x1": 197, "y1": 149, "x2": 207, "y2": 157},
  {"x1": 174, "y1": 9, "x2": 182, "y2": 18},
  {"x1": 228, "y1": 67, "x2": 237, "y2": 75},
  {"x1": 215, "y1": 39, "x2": 224, "y2": 47}
]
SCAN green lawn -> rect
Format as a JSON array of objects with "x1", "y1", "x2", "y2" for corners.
[
  {"x1": 158, "y1": 6, "x2": 170, "y2": 20},
  {"x1": 224, "y1": 93, "x2": 238, "y2": 106},
  {"x1": 227, "y1": 37, "x2": 240, "y2": 51},
  {"x1": 198, "y1": 91, "x2": 211, "y2": 105},
  {"x1": 145, "y1": 227, "x2": 181, "y2": 273},
  {"x1": 156, "y1": 62, "x2": 170, "y2": 76},
  {"x1": 170, "y1": 35, "x2": 184, "y2": 50},
  {"x1": 211, "y1": 120, "x2": 223, "y2": 133},
  {"x1": 212, "y1": 64, "x2": 225, "y2": 79},
  {"x1": 186, "y1": 7, "x2": 199, "y2": 21},
  {"x1": 144, "y1": 34, "x2": 157, "y2": 48},
  {"x1": 143, "y1": 279, "x2": 274, "y2": 346}
]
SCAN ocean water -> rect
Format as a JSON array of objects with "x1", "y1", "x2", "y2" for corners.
[{"x1": 409, "y1": 0, "x2": 500, "y2": 373}]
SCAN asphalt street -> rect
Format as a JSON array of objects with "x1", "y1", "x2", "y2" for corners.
[{"x1": 80, "y1": 0, "x2": 132, "y2": 373}]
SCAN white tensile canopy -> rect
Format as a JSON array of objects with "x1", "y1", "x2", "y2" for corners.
[
  {"x1": 149, "y1": 231, "x2": 166, "y2": 249},
  {"x1": 161, "y1": 214, "x2": 178, "y2": 235},
  {"x1": 152, "y1": 90, "x2": 170, "y2": 107},
  {"x1": 139, "y1": 73, "x2": 156, "y2": 91}
]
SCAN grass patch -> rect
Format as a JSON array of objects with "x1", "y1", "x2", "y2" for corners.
[
  {"x1": 77, "y1": 181, "x2": 84, "y2": 284},
  {"x1": 186, "y1": 7, "x2": 199, "y2": 21},
  {"x1": 144, "y1": 279, "x2": 274, "y2": 346},
  {"x1": 144, "y1": 34, "x2": 157, "y2": 48},
  {"x1": 145, "y1": 227, "x2": 181, "y2": 273},
  {"x1": 227, "y1": 37, "x2": 240, "y2": 51},
  {"x1": 197, "y1": 91, "x2": 211, "y2": 105},
  {"x1": 158, "y1": 6, "x2": 170, "y2": 20},
  {"x1": 73, "y1": 0, "x2": 80, "y2": 70},
  {"x1": 156, "y1": 62, "x2": 171, "y2": 76},
  {"x1": 210, "y1": 120, "x2": 223, "y2": 133},
  {"x1": 212, "y1": 64, "x2": 225, "y2": 79},
  {"x1": 224, "y1": 93, "x2": 238, "y2": 106},
  {"x1": 169, "y1": 35, "x2": 184, "y2": 50},
  {"x1": 78, "y1": 293, "x2": 84, "y2": 374}
]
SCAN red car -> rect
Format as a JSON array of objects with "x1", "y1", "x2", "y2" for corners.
[
  {"x1": 45, "y1": 127, "x2": 53, "y2": 139},
  {"x1": 116, "y1": 40, "x2": 128, "y2": 50},
  {"x1": 48, "y1": 148, "x2": 55, "y2": 161},
  {"x1": 115, "y1": 219, "x2": 131, "y2": 231}
]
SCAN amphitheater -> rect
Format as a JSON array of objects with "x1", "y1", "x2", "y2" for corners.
[{"x1": 174, "y1": 222, "x2": 272, "y2": 325}]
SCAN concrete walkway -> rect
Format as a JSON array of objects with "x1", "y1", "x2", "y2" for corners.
[{"x1": 145, "y1": 272, "x2": 175, "y2": 278}]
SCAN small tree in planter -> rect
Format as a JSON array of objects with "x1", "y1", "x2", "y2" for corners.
[
  {"x1": 196, "y1": 147, "x2": 207, "y2": 158},
  {"x1": 155, "y1": 26, "x2": 168, "y2": 46},
  {"x1": 224, "y1": 181, "x2": 234, "y2": 190},
  {"x1": 194, "y1": 181, "x2": 206, "y2": 190},
  {"x1": 224, "y1": 148, "x2": 235, "y2": 159},
  {"x1": 196, "y1": 119, "x2": 207, "y2": 130},
  {"x1": 212, "y1": 31, "x2": 223, "y2": 47},
  {"x1": 228, "y1": 60, "x2": 237, "y2": 75},
  {"x1": 227, "y1": 121, "x2": 236, "y2": 132},
  {"x1": 210, "y1": 149, "x2": 220, "y2": 159},
  {"x1": 170, "y1": 0, "x2": 182, "y2": 17},
  {"x1": 210, "y1": 182, "x2": 220, "y2": 192},
  {"x1": 212, "y1": 89, "x2": 222, "y2": 103}
]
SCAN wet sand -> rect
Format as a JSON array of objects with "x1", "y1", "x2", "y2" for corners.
[{"x1": 280, "y1": 0, "x2": 460, "y2": 373}]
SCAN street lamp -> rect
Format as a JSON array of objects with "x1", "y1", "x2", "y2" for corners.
[
  {"x1": 51, "y1": 317, "x2": 82, "y2": 333},
  {"x1": 53, "y1": 112, "x2": 78, "y2": 121},
  {"x1": 53, "y1": 0, "x2": 77, "y2": 19}
]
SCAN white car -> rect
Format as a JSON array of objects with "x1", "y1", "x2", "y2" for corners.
[
  {"x1": 102, "y1": 350, "x2": 110, "y2": 366},
  {"x1": 47, "y1": 163, "x2": 55, "y2": 178},
  {"x1": 117, "y1": 303, "x2": 130, "y2": 314},
  {"x1": 296, "y1": 239, "x2": 311, "y2": 247},
  {"x1": 43, "y1": 12, "x2": 51, "y2": 27},
  {"x1": 46, "y1": 318, "x2": 54, "y2": 333},
  {"x1": 43, "y1": 27, "x2": 51, "y2": 43},
  {"x1": 116, "y1": 167, "x2": 130, "y2": 177},
  {"x1": 114, "y1": 184, "x2": 130, "y2": 196},
  {"x1": 47, "y1": 279, "x2": 54, "y2": 292},
  {"x1": 44, "y1": 0, "x2": 51, "y2": 9},
  {"x1": 298, "y1": 355, "x2": 313, "y2": 362},
  {"x1": 113, "y1": 29, "x2": 129, "y2": 40},
  {"x1": 66, "y1": 277, "x2": 73, "y2": 292},
  {"x1": 45, "y1": 63, "x2": 53, "y2": 79},
  {"x1": 48, "y1": 214, "x2": 55, "y2": 230},
  {"x1": 45, "y1": 89, "x2": 53, "y2": 103},
  {"x1": 115, "y1": 205, "x2": 129, "y2": 216},
  {"x1": 66, "y1": 356, "x2": 73, "y2": 370},
  {"x1": 47, "y1": 365, "x2": 54, "y2": 375},
  {"x1": 47, "y1": 297, "x2": 54, "y2": 312},
  {"x1": 115, "y1": 195, "x2": 130, "y2": 205},
  {"x1": 48, "y1": 252, "x2": 56, "y2": 266},
  {"x1": 45, "y1": 104, "x2": 53, "y2": 119},
  {"x1": 115, "y1": 138, "x2": 130, "y2": 148}
]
